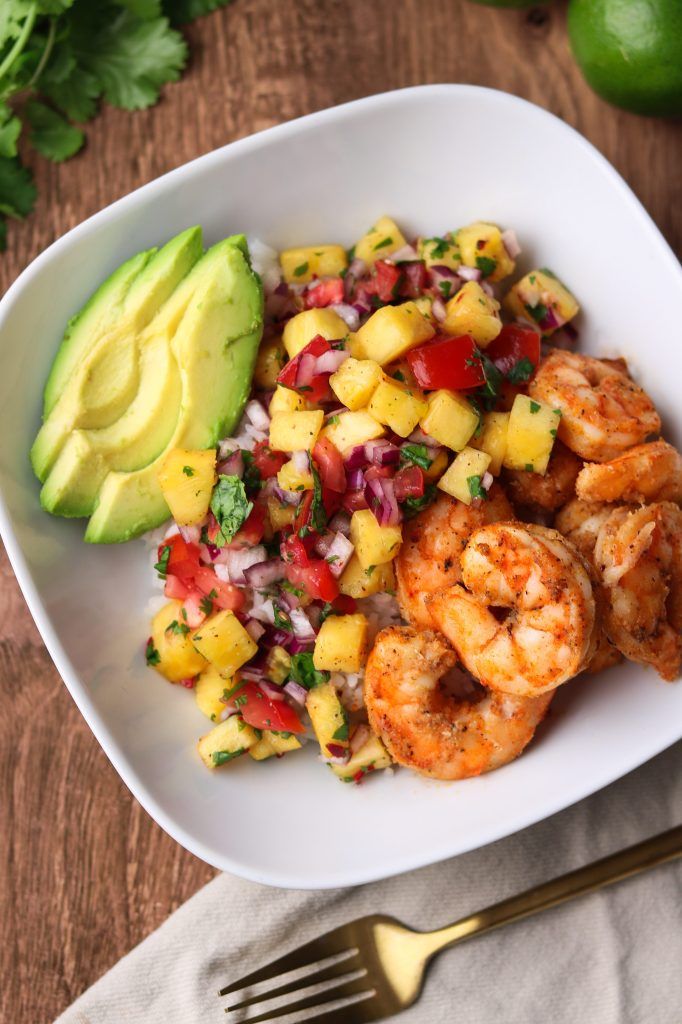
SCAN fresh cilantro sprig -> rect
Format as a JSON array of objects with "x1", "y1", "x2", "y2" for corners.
[
  {"x1": 0, "y1": 0, "x2": 233, "y2": 250},
  {"x1": 210, "y1": 473, "x2": 252, "y2": 546}
]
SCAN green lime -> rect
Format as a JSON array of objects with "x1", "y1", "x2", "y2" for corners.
[{"x1": 568, "y1": 0, "x2": 682, "y2": 116}]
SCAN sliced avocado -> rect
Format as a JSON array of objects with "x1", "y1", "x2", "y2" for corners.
[
  {"x1": 84, "y1": 237, "x2": 263, "y2": 543},
  {"x1": 31, "y1": 226, "x2": 203, "y2": 481},
  {"x1": 40, "y1": 330, "x2": 182, "y2": 517}
]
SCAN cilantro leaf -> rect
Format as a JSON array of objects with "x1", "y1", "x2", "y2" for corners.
[
  {"x1": 116, "y1": 0, "x2": 163, "y2": 17},
  {"x1": 153, "y1": 543, "x2": 171, "y2": 578},
  {"x1": 212, "y1": 748, "x2": 244, "y2": 766},
  {"x1": 403, "y1": 483, "x2": 437, "y2": 519},
  {"x1": 164, "y1": 0, "x2": 233, "y2": 25},
  {"x1": 288, "y1": 652, "x2": 329, "y2": 690},
  {"x1": 400, "y1": 443, "x2": 432, "y2": 471},
  {"x1": 467, "y1": 475, "x2": 488, "y2": 501},
  {"x1": 309, "y1": 457, "x2": 327, "y2": 533},
  {"x1": 0, "y1": 105, "x2": 22, "y2": 159},
  {"x1": 475, "y1": 255, "x2": 496, "y2": 278},
  {"x1": 145, "y1": 637, "x2": 160, "y2": 665},
  {"x1": 0, "y1": 156, "x2": 37, "y2": 219},
  {"x1": 25, "y1": 99, "x2": 84, "y2": 161},
  {"x1": 506, "y1": 356, "x2": 534, "y2": 385},
  {"x1": 210, "y1": 474, "x2": 252, "y2": 546}
]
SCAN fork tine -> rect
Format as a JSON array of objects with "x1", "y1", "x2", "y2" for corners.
[
  {"x1": 226, "y1": 950, "x2": 364, "y2": 1012},
  {"x1": 234, "y1": 974, "x2": 375, "y2": 1024},
  {"x1": 218, "y1": 926, "x2": 352, "y2": 996}
]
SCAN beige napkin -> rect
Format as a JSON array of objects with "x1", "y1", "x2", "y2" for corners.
[{"x1": 56, "y1": 742, "x2": 682, "y2": 1024}]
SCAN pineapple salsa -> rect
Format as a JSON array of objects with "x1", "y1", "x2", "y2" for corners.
[{"x1": 146, "y1": 217, "x2": 579, "y2": 782}]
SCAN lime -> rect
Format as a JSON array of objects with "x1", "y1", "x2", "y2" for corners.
[{"x1": 568, "y1": 0, "x2": 682, "y2": 116}]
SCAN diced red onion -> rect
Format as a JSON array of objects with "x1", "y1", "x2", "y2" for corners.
[
  {"x1": 329, "y1": 303, "x2": 360, "y2": 331},
  {"x1": 274, "y1": 281, "x2": 289, "y2": 297},
  {"x1": 353, "y1": 299, "x2": 372, "y2": 316},
  {"x1": 481, "y1": 471, "x2": 494, "y2": 492},
  {"x1": 214, "y1": 563, "x2": 230, "y2": 582},
  {"x1": 292, "y1": 449, "x2": 310, "y2": 473},
  {"x1": 288, "y1": 636, "x2": 316, "y2": 653},
  {"x1": 481, "y1": 280, "x2": 495, "y2": 298},
  {"x1": 458, "y1": 265, "x2": 482, "y2": 282},
  {"x1": 431, "y1": 297, "x2": 446, "y2": 322},
  {"x1": 501, "y1": 228, "x2": 521, "y2": 259},
  {"x1": 243, "y1": 423, "x2": 268, "y2": 445},
  {"x1": 314, "y1": 532, "x2": 334, "y2": 558},
  {"x1": 540, "y1": 306, "x2": 560, "y2": 330},
  {"x1": 325, "y1": 532, "x2": 354, "y2": 577},
  {"x1": 259, "y1": 679, "x2": 286, "y2": 700},
  {"x1": 365, "y1": 439, "x2": 400, "y2": 466},
  {"x1": 296, "y1": 352, "x2": 318, "y2": 387},
  {"x1": 347, "y1": 257, "x2": 366, "y2": 278},
  {"x1": 249, "y1": 596, "x2": 276, "y2": 624},
  {"x1": 265, "y1": 291, "x2": 296, "y2": 322},
  {"x1": 350, "y1": 723, "x2": 370, "y2": 754},
  {"x1": 344, "y1": 445, "x2": 368, "y2": 469},
  {"x1": 226, "y1": 546, "x2": 267, "y2": 585},
  {"x1": 314, "y1": 349, "x2": 348, "y2": 375},
  {"x1": 346, "y1": 467, "x2": 365, "y2": 491},
  {"x1": 217, "y1": 450, "x2": 244, "y2": 478},
  {"x1": 245, "y1": 618, "x2": 266, "y2": 642},
  {"x1": 218, "y1": 438, "x2": 240, "y2": 458},
  {"x1": 364, "y1": 475, "x2": 401, "y2": 527},
  {"x1": 342, "y1": 489, "x2": 369, "y2": 513},
  {"x1": 326, "y1": 743, "x2": 350, "y2": 763},
  {"x1": 178, "y1": 524, "x2": 201, "y2": 544},
  {"x1": 273, "y1": 485, "x2": 301, "y2": 506},
  {"x1": 328, "y1": 510, "x2": 351, "y2": 537},
  {"x1": 243, "y1": 558, "x2": 287, "y2": 588},
  {"x1": 389, "y1": 243, "x2": 419, "y2": 262},
  {"x1": 261, "y1": 625, "x2": 292, "y2": 648},
  {"x1": 239, "y1": 664, "x2": 267, "y2": 682},
  {"x1": 408, "y1": 427, "x2": 441, "y2": 448},
  {"x1": 283, "y1": 680, "x2": 308, "y2": 705},
  {"x1": 279, "y1": 588, "x2": 302, "y2": 611},
  {"x1": 245, "y1": 399, "x2": 271, "y2": 432},
  {"x1": 289, "y1": 607, "x2": 316, "y2": 641},
  {"x1": 306, "y1": 605, "x2": 323, "y2": 631}
]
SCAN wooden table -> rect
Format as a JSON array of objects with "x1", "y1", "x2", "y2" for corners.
[{"x1": 1, "y1": 2, "x2": 680, "y2": 1020}]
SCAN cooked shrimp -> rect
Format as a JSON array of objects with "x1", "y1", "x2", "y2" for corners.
[
  {"x1": 529, "y1": 350, "x2": 661, "y2": 462},
  {"x1": 576, "y1": 440, "x2": 682, "y2": 505},
  {"x1": 554, "y1": 498, "x2": 623, "y2": 674},
  {"x1": 503, "y1": 441, "x2": 581, "y2": 513},
  {"x1": 395, "y1": 485, "x2": 514, "y2": 629},
  {"x1": 364, "y1": 626, "x2": 553, "y2": 780},
  {"x1": 594, "y1": 502, "x2": 682, "y2": 681},
  {"x1": 428, "y1": 522, "x2": 597, "y2": 696}
]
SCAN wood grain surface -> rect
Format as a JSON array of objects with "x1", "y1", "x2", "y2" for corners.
[{"x1": 1, "y1": 2, "x2": 680, "y2": 1021}]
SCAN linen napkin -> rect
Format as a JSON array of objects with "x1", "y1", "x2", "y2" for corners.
[{"x1": 56, "y1": 742, "x2": 682, "y2": 1024}]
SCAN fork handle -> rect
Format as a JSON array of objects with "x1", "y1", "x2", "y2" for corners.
[{"x1": 425, "y1": 825, "x2": 682, "y2": 955}]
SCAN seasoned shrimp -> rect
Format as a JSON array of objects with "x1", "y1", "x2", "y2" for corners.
[
  {"x1": 395, "y1": 485, "x2": 514, "y2": 629},
  {"x1": 503, "y1": 441, "x2": 581, "y2": 513},
  {"x1": 576, "y1": 440, "x2": 682, "y2": 505},
  {"x1": 428, "y1": 522, "x2": 597, "y2": 696},
  {"x1": 529, "y1": 350, "x2": 661, "y2": 462},
  {"x1": 364, "y1": 626, "x2": 553, "y2": 780},
  {"x1": 554, "y1": 498, "x2": 623, "y2": 674},
  {"x1": 594, "y1": 502, "x2": 682, "y2": 681}
]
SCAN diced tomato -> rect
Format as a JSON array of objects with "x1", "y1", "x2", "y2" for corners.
[
  {"x1": 331, "y1": 594, "x2": 357, "y2": 615},
  {"x1": 293, "y1": 491, "x2": 314, "y2": 536},
  {"x1": 233, "y1": 502, "x2": 266, "y2": 545},
  {"x1": 233, "y1": 681, "x2": 305, "y2": 734},
  {"x1": 406, "y1": 334, "x2": 485, "y2": 391},
  {"x1": 304, "y1": 278, "x2": 344, "y2": 308},
  {"x1": 394, "y1": 465, "x2": 425, "y2": 501},
  {"x1": 193, "y1": 566, "x2": 245, "y2": 612},
  {"x1": 399, "y1": 261, "x2": 427, "y2": 299},
  {"x1": 159, "y1": 533, "x2": 201, "y2": 585},
  {"x1": 281, "y1": 534, "x2": 311, "y2": 567},
  {"x1": 286, "y1": 559, "x2": 339, "y2": 602},
  {"x1": 341, "y1": 489, "x2": 369, "y2": 513},
  {"x1": 364, "y1": 465, "x2": 393, "y2": 482},
  {"x1": 277, "y1": 335, "x2": 333, "y2": 402},
  {"x1": 486, "y1": 324, "x2": 541, "y2": 380},
  {"x1": 164, "y1": 574, "x2": 189, "y2": 601},
  {"x1": 373, "y1": 260, "x2": 402, "y2": 303},
  {"x1": 182, "y1": 590, "x2": 207, "y2": 629},
  {"x1": 313, "y1": 436, "x2": 346, "y2": 493},
  {"x1": 252, "y1": 440, "x2": 287, "y2": 480},
  {"x1": 322, "y1": 485, "x2": 342, "y2": 519}
]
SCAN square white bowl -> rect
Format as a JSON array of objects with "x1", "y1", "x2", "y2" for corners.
[{"x1": 1, "y1": 85, "x2": 681, "y2": 889}]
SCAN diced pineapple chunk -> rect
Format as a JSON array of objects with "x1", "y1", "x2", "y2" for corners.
[
  {"x1": 353, "y1": 301, "x2": 435, "y2": 365},
  {"x1": 455, "y1": 222, "x2": 515, "y2": 282},
  {"x1": 250, "y1": 729, "x2": 302, "y2": 761},
  {"x1": 443, "y1": 281, "x2": 502, "y2": 347},
  {"x1": 338, "y1": 555, "x2": 396, "y2": 598},
  {"x1": 332, "y1": 731, "x2": 392, "y2": 781},
  {"x1": 470, "y1": 411, "x2": 510, "y2": 475},
  {"x1": 437, "y1": 447, "x2": 492, "y2": 504},
  {"x1": 306, "y1": 681, "x2": 349, "y2": 757},
  {"x1": 265, "y1": 645, "x2": 292, "y2": 684},
  {"x1": 254, "y1": 336, "x2": 286, "y2": 389},
  {"x1": 195, "y1": 665, "x2": 234, "y2": 721},
  {"x1": 354, "y1": 216, "x2": 407, "y2": 266},
  {"x1": 269, "y1": 410, "x2": 324, "y2": 452},
  {"x1": 267, "y1": 495, "x2": 297, "y2": 531},
  {"x1": 313, "y1": 613, "x2": 369, "y2": 673},
  {"x1": 418, "y1": 235, "x2": 461, "y2": 272},
  {"x1": 350, "y1": 510, "x2": 402, "y2": 569},
  {"x1": 283, "y1": 308, "x2": 348, "y2": 358},
  {"x1": 330, "y1": 357, "x2": 383, "y2": 410},
  {"x1": 191, "y1": 611, "x2": 258, "y2": 675},
  {"x1": 157, "y1": 448, "x2": 216, "y2": 526},
  {"x1": 368, "y1": 379, "x2": 428, "y2": 438},
  {"x1": 269, "y1": 384, "x2": 306, "y2": 415},
  {"x1": 149, "y1": 600, "x2": 208, "y2": 683},
  {"x1": 504, "y1": 269, "x2": 579, "y2": 334},
  {"x1": 277, "y1": 457, "x2": 313, "y2": 492},
  {"x1": 197, "y1": 715, "x2": 258, "y2": 769},
  {"x1": 384, "y1": 360, "x2": 419, "y2": 389},
  {"x1": 321, "y1": 410, "x2": 384, "y2": 455},
  {"x1": 280, "y1": 245, "x2": 348, "y2": 284},
  {"x1": 423, "y1": 448, "x2": 449, "y2": 483},
  {"x1": 503, "y1": 395, "x2": 561, "y2": 474},
  {"x1": 420, "y1": 390, "x2": 479, "y2": 452}
]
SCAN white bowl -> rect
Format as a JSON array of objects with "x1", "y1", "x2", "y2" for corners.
[{"x1": 1, "y1": 85, "x2": 681, "y2": 889}]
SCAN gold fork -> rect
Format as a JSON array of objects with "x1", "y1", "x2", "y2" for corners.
[{"x1": 220, "y1": 825, "x2": 682, "y2": 1023}]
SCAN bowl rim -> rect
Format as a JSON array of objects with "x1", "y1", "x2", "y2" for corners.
[{"x1": 1, "y1": 83, "x2": 681, "y2": 889}]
